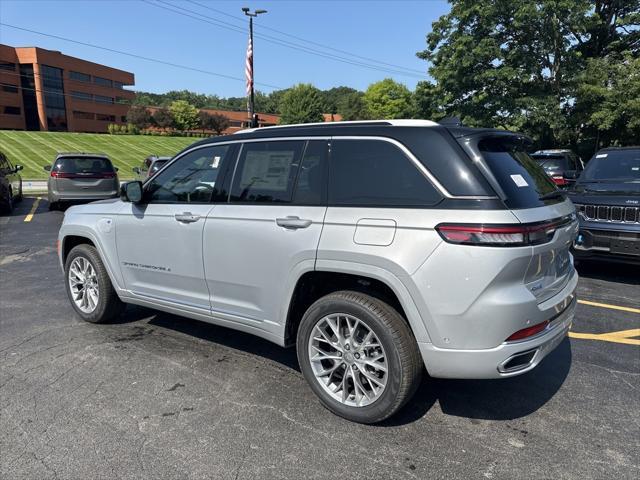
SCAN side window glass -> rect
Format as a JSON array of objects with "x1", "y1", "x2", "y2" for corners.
[
  {"x1": 146, "y1": 145, "x2": 230, "y2": 203},
  {"x1": 329, "y1": 139, "x2": 442, "y2": 206},
  {"x1": 230, "y1": 141, "x2": 305, "y2": 203},
  {"x1": 293, "y1": 140, "x2": 327, "y2": 205}
]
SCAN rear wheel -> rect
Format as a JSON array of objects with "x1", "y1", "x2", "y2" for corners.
[
  {"x1": 297, "y1": 291, "x2": 422, "y2": 424},
  {"x1": 1, "y1": 188, "x2": 13, "y2": 214},
  {"x1": 64, "y1": 244, "x2": 124, "y2": 323}
]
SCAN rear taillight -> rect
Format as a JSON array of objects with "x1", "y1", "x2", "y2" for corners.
[
  {"x1": 51, "y1": 171, "x2": 116, "y2": 179},
  {"x1": 551, "y1": 175, "x2": 567, "y2": 185},
  {"x1": 506, "y1": 320, "x2": 549, "y2": 341},
  {"x1": 436, "y1": 216, "x2": 572, "y2": 247}
]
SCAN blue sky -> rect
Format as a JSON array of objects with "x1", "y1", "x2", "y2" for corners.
[{"x1": 0, "y1": 0, "x2": 449, "y2": 97}]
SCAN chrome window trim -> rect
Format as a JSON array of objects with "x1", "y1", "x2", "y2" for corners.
[{"x1": 154, "y1": 135, "x2": 498, "y2": 200}]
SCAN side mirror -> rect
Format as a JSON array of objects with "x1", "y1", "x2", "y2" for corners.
[
  {"x1": 114, "y1": 167, "x2": 119, "y2": 172},
  {"x1": 43, "y1": 165, "x2": 51, "y2": 172},
  {"x1": 563, "y1": 170, "x2": 578, "y2": 180},
  {"x1": 132, "y1": 167, "x2": 140, "y2": 174},
  {"x1": 120, "y1": 181, "x2": 143, "y2": 204},
  {"x1": 15, "y1": 165, "x2": 23, "y2": 172}
]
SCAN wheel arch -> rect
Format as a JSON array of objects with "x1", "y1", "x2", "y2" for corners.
[{"x1": 284, "y1": 262, "x2": 432, "y2": 346}]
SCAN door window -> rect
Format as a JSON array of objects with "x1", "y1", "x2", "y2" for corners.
[
  {"x1": 328, "y1": 139, "x2": 442, "y2": 207},
  {"x1": 230, "y1": 140, "x2": 305, "y2": 203},
  {"x1": 146, "y1": 145, "x2": 231, "y2": 203},
  {"x1": 293, "y1": 140, "x2": 328, "y2": 205}
]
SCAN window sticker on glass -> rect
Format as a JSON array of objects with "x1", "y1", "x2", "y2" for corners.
[
  {"x1": 595, "y1": 154, "x2": 608, "y2": 158},
  {"x1": 211, "y1": 156, "x2": 221, "y2": 168},
  {"x1": 510, "y1": 174, "x2": 529, "y2": 187},
  {"x1": 240, "y1": 151, "x2": 294, "y2": 192}
]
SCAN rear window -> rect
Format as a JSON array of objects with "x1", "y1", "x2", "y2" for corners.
[
  {"x1": 581, "y1": 150, "x2": 640, "y2": 182},
  {"x1": 531, "y1": 155, "x2": 568, "y2": 172},
  {"x1": 55, "y1": 157, "x2": 114, "y2": 173},
  {"x1": 479, "y1": 138, "x2": 558, "y2": 209}
]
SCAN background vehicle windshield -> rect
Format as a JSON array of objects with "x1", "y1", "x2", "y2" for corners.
[
  {"x1": 479, "y1": 137, "x2": 558, "y2": 208},
  {"x1": 580, "y1": 150, "x2": 640, "y2": 182},
  {"x1": 55, "y1": 157, "x2": 114, "y2": 173},
  {"x1": 531, "y1": 155, "x2": 568, "y2": 171}
]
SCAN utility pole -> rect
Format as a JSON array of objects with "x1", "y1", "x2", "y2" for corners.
[{"x1": 242, "y1": 7, "x2": 267, "y2": 128}]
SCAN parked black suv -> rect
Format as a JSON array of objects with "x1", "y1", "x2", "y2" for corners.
[
  {"x1": 531, "y1": 149, "x2": 584, "y2": 188},
  {"x1": 568, "y1": 147, "x2": 640, "y2": 263},
  {"x1": 0, "y1": 151, "x2": 23, "y2": 214}
]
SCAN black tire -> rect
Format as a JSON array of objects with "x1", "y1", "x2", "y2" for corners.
[
  {"x1": 1, "y1": 189, "x2": 13, "y2": 214},
  {"x1": 15, "y1": 181, "x2": 23, "y2": 203},
  {"x1": 48, "y1": 201, "x2": 58, "y2": 211},
  {"x1": 297, "y1": 291, "x2": 422, "y2": 424},
  {"x1": 64, "y1": 244, "x2": 125, "y2": 323}
]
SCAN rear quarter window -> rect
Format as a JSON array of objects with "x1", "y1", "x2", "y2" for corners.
[
  {"x1": 328, "y1": 139, "x2": 442, "y2": 207},
  {"x1": 479, "y1": 138, "x2": 558, "y2": 209}
]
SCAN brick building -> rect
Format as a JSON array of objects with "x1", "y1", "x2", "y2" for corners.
[{"x1": 0, "y1": 44, "x2": 135, "y2": 133}]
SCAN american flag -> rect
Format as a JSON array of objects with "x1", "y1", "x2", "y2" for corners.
[{"x1": 245, "y1": 33, "x2": 253, "y2": 112}]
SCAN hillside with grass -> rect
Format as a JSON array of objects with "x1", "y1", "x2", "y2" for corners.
[{"x1": 0, "y1": 131, "x2": 197, "y2": 179}]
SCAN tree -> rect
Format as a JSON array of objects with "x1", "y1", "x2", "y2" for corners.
[
  {"x1": 278, "y1": 84, "x2": 325, "y2": 124},
  {"x1": 363, "y1": 78, "x2": 414, "y2": 119},
  {"x1": 152, "y1": 108, "x2": 174, "y2": 129},
  {"x1": 198, "y1": 111, "x2": 230, "y2": 135},
  {"x1": 416, "y1": 0, "x2": 639, "y2": 148},
  {"x1": 126, "y1": 105, "x2": 152, "y2": 129},
  {"x1": 338, "y1": 91, "x2": 369, "y2": 120},
  {"x1": 413, "y1": 81, "x2": 445, "y2": 121},
  {"x1": 169, "y1": 100, "x2": 199, "y2": 132}
]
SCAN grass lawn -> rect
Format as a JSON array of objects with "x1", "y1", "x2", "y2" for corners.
[{"x1": 0, "y1": 131, "x2": 198, "y2": 180}]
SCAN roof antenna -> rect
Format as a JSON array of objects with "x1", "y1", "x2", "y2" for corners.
[{"x1": 438, "y1": 116, "x2": 463, "y2": 127}]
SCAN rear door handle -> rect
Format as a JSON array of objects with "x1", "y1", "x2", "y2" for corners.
[
  {"x1": 175, "y1": 212, "x2": 201, "y2": 223},
  {"x1": 276, "y1": 216, "x2": 312, "y2": 230}
]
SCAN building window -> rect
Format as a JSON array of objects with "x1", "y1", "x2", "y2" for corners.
[
  {"x1": 3, "y1": 106, "x2": 21, "y2": 115},
  {"x1": 19, "y1": 64, "x2": 40, "y2": 131},
  {"x1": 71, "y1": 91, "x2": 93, "y2": 101},
  {"x1": 121, "y1": 116, "x2": 127, "y2": 122},
  {"x1": 94, "y1": 76, "x2": 113, "y2": 87},
  {"x1": 95, "y1": 94, "x2": 114, "y2": 104},
  {"x1": 115, "y1": 96, "x2": 130, "y2": 104},
  {"x1": 96, "y1": 114, "x2": 116, "y2": 122},
  {"x1": 1, "y1": 84, "x2": 19, "y2": 93},
  {"x1": 69, "y1": 70, "x2": 92, "y2": 82},
  {"x1": 0, "y1": 61, "x2": 16, "y2": 71},
  {"x1": 41, "y1": 65, "x2": 68, "y2": 132},
  {"x1": 73, "y1": 111, "x2": 95, "y2": 120},
  {"x1": 114, "y1": 81, "x2": 124, "y2": 89}
]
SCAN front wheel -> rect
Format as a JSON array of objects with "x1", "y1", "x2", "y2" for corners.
[
  {"x1": 297, "y1": 291, "x2": 422, "y2": 424},
  {"x1": 64, "y1": 244, "x2": 124, "y2": 323}
]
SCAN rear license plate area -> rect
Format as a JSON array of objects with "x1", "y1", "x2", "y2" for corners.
[{"x1": 610, "y1": 238, "x2": 640, "y2": 256}]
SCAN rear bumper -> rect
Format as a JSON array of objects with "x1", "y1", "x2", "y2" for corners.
[
  {"x1": 418, "y1": 284, "x2": 576, "y2": 379},
  {"x1": 50, "y1": 191, "x2": 119, "y2": 202}
]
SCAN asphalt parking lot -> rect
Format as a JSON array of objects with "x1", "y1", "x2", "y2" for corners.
[{"x1": 1, "y1": 197, "x2": 638, "y2": 480}]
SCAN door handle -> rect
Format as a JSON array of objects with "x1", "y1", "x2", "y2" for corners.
[
  {"x1": 276, "y1": 216, "x2": 312, "y2": 230},
  {"x1": 175, "y1": 212, "x2": 201, "y2": 223}
]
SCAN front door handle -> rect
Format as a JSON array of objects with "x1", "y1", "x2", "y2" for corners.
[
  {"x1": 276, "y1": 216, "x2": 312, "y2": 230},
  {"x1": 175, "y1": 212, "x2": 201, "y2": 223}
]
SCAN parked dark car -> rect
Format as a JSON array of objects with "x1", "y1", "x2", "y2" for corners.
[
  {"x1": 531, "y1": 149, "x2": 584, "y2": 188},
  {"x1": 568, "y1": 147, "x2": 640, "y2": 264},
  {"x1": 44, "y1": 153, "x2": 120, "y2": 210},
  {"x1": 132, "y1": 155, "x2": 171, "y2": 181},
  {"x1": 0, "y1": 151, "x2": 23, "y2": 214}
]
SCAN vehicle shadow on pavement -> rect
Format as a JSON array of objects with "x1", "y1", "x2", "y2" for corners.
[
  {"x1": 137, "y1": 308, "x2": 572, "y2": 426},
  {"x1": 384, "y1": 337, "x2": 572, "y2": 425},
  {"x1": 576, "y1": 260, "x2": 639, "y2": 286}
]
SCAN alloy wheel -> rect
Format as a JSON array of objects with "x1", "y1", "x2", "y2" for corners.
[
  {"x1": 68, "y1": 256, "x2": 99, "y2": 313},
  {"x1": 308, "y1": 313, "x2": 388, "y2": 407}
]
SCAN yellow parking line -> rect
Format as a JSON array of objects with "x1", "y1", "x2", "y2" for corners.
[
  {"x1": 24, "y1": 197, "x2": 41, "y2": 222},
  {"x1": 569, "y1": 329, "x2": 640, "y2": 346},
  {"x1": 578, "y1": 299, "x2": 640, "y2": 315}
]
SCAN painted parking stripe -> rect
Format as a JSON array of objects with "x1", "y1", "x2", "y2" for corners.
[
  {"x1": 24, "y1": 197, "x2": 41, "y2": 222},
  {"x1": 577, "y1": 299, "x2": 640, "y2": 315},
  {"x1": 569, "y1": 329, "x2": 640, "y2": 346}
]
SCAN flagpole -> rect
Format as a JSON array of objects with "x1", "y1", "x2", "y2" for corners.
[{"x1": 242, "y1": 7, "x2": 267, "y2": 129}]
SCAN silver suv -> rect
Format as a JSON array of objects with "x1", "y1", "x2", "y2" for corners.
[{"x1": 57, "y1": 120, "x2": 578, "y2": 423}]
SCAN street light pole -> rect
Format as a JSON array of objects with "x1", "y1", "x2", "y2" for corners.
[{"x1": 242, "y1": 7, "x2": 267, "y2": 128}]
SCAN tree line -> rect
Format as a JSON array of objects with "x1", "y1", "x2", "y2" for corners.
[
  {"x1": 124, "y1": 100, "x2": 230, "y2": 135},
  {"x1": 128, "y1": 1, "x2": 637, "y2": 155}
]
